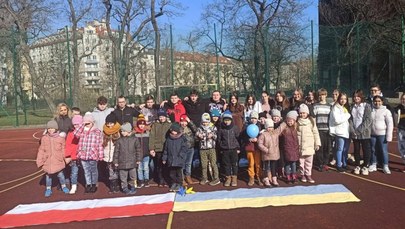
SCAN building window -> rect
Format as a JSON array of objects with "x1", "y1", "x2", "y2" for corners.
[{"x1": 92, "y1": 55, "x2": 97, "y2": 60}]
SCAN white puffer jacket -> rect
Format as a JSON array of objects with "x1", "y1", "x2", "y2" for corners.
[
  {"x1": 329, "y1": 104, "x2": 351, "y2": 139},
  {"x1": 371, "y1": 105, "x2": 393, "y2": 141}
]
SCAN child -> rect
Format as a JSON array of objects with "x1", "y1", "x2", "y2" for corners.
[
  {"x1": 134, "y1": 114, "x2": 151, "y2": 188},
  {"x1": 179, "y1": 114, "x2": 198, "y2": 185},
  {"x1": 71, "y1": 107, "x2": 81, "y2": 116},
  {"x1": 280, "y1": 111, "x2": 300, "y2": 184},
  {"x1": 258, "y1": 119, "x2": 286, "y2": 187},
  {"x1": 258, "y1": 111, "x2": 267, "y2": 130},
  {"x1": 64, "y1": 115, "x2": 82, "y2": 194},
  {"x1": 271, "y1": 108, "x2": 284, "y2": 177},
  {"x1": 149, "y1": 109, "x2": 172, "y2": 187},
  {"x1": 217, "y1": 111, "x2": 240, "y2": 187},
  {"x1": 297, "y1": 104, "x2": 321, "y2": 183},
  {"x1": 210, "y1": 107, "x2": 222, "y2": 129},
  {"x1": 36, "y1": 120, "x2": 68, "y2": 197},
  {"x1": 103, "y1": 113, "x2": 121, "y2": 193},
  {"x1": 240, "y1": 111, "x2": 262, "y2": 186},
  {"x1": 162, "y1": 123, "x2": 188, "y2": 192},
  {"x1": 74, "y1": 113, "x2": 104, "y2": 193},
  {"x1": 114, "y1": 123, "x2": 142, "y2": 194},
  {"x1": 196, "y1": 113, "x2": 220, "y2": 186}
]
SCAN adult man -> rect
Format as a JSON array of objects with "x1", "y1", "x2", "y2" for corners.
[
  {"x1": 205, "y1": 90, "x2": 226, "y2": 113},
  {"x1": 92, "y1": 96, "x2": 114, "y2": 131},
  {"x1": 163, "y1": 92, "x2": 186, "y2": 123},
  {"x1": 112, "y1": 96, "x2": 140, "y2": 127},
  {"x1": 183, "y1": 89, "x2": 206, "y2": 127}
]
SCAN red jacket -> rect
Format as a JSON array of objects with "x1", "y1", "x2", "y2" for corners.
[
  {"x1": 65, "y1": 131, "x2": 79, "y2": 160},
  {"x1": 166, "y1": 100, "x2": 186, "y2": 123}
]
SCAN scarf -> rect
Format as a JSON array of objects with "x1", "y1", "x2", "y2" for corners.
[{"x1": 103, "y1": 122, "x2": 121, "y2": 135}]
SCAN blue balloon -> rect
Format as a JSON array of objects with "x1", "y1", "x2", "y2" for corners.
[{"x1": 246, "y1": 124, "x2": 259, "y2": 138}]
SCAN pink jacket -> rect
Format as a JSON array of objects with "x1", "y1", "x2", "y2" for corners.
[
  {"x1": 258, "y1": 123, "x2": 287, "y2": 161},
  {"x1": 36, "y1": 134, "x2": 66, "y2": 174}
]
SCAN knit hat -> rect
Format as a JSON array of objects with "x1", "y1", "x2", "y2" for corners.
[
  {"x1": 46, "y1": 120, "x2": 58, "y2": 129},
  {"x1": 222, "y1": 110, "x2": 233, "y2": 120},
  {"x1": 120, "y1": 123, "x2": 132, "y2": 132},
  {"x1": 201, "y1": 113, "x2": 211, "y2": 123},
  {"x1": 271, "y1": 109, "x2": 281, "y2": 117},
  {"x1": 105, "y1": 113, "x2": 117, "y2": 124},
  {"x1": 250, "y1": 111, "x2": 259, "y2": 119},
  {"x1": 71, "y1": 115, "x2": 83, "y2": 125},
  {"x1": 286, "y1": 110, "x2": 299, "y2": 120},
  {"x1": 180, "y1": 114, "x2": 188, "y2": 122},
  {"x1": 210, "y1": 107, "x2": 221, "y2": 117},
  {"x1": 258, "y1": 111, "x2": 267, "y2": 119},
  {"x1": 83, "y1": 113, "x2": 95, "y2": 124},
  {"x1": 299, "y1": 104, "x2": 310, "y2": 114},
  {"x1": 170, "y1": 122, "x2": 182, "y2": 133},
  {"x1": 264, "y1": 118, "x2": 274, "y2": 128},
  {"x1": 136, "y1": 114, "x2": 146, "y2": 126},
  {"x1": 157, "y1": 108, "x2": 167, "y2": 117}
]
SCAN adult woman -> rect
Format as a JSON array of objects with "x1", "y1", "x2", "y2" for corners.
[
  {"x1": 289, "y1": 88, "x2": 305, "y2": 112},
  {"x1": 394, "y1": 93, "x2": 405, "y2": 172},
  {"x1": 260, "y1": 91, "x2": 273, "y2": 118},
  {"x1": 329, "y1": 93, "x2": 351, "y2": 172},
  {"x1": 244, "y1": 93, "x2": 262, "y2": 124},
  {"x1": 350, "y1": 90, "x2": 372, "y2": 175},
  {"x1": 54, "y1": 103, "x2": 73, "y2": 135},
  {"x1": 369, "y1": 95, "x2": 393, "y2": 174},
  {"x1": 227, "y1": 92, "x2": 245, "y2": 131},
  {"x1": 274, "y1": 90, "x2": 290, "y2": 119}
]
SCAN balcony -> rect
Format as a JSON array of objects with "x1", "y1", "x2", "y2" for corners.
[{"x1": 85, "y1": 59, "x2": 99, "y2": 64}]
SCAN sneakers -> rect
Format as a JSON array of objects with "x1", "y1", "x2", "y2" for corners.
[
  {"x1": 368, "y1": 164, "x2": 377, "y2": 172},
  {"x1": 44, "y1": 189, "x2": 52, "y2": 197},
  {"x1": 209, "y1": 179, "x2": 220, "y2": 186},
  {"x1": 248, "y1": 177, "x2": 255, "y2": 186},
  {"x1": 62, "y1": 186, "x2": 70, "y2": 194},
  {"x1": 271, "y1": 177, "x2": 279, "y2": 187},
  {"x1": 336, "y1": 167, "x2": 345, "y2": 173},
  {"x1": 169, "y1": 183, "x2": 177, "y2": 192},
  {"x1": 69, "y1": 184, "x2": 77, "y2": 194},
  {"x1": 300, "y1": 175, "x2": 307, "y2": 183},
  {"x1": 199, "y1": 179, "x2": 208, "y2": 185},
  {"x1": 306, "y1": 176, "x2": 315, "y2": 183},
  {"x1": 291, "y1": 174, "x2": 297, "y2": 184},
  {"x1": 330, "y1": 159, "x2": 336, "y2": 166},
  {"x1": 137, "y1": 181, "x2": 144, "y2": 188},
  {"x1": 144, "y1": 180, "x2": 150, "y2": 188},
  {"x1": 361, "y1": 167, "x2": 369, "y2": 175},
  {"x1": 262, "y1": 177, "x2": 271, "y2": 187},
  {"x1": 257, "y1": 178, "x2": 264, "y2": 186},
  {"x1": 383, "y1": 165, "x2": 391, "y2": 174},
  {"x1": 323, "y1": 165, "x2": 330, "y2": 171},
  {"x1": 353, "y1": 166, "x2": 361, "y2": 175},
  {"x1": 172, "y1": 184, "x2": 181, "y2": 192}
]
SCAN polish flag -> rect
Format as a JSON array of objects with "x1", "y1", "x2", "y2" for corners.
[{"x1": 0, "y1": 193, "x2": 175, "y2": 228}]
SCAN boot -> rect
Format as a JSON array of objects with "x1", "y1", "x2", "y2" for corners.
[
  {"x1": 291, "y1": 174, "x2": 297, "y2": 184},
  {"x1": 286, "y1": 174, "x2": 292, "y2": 184},
  {"x1": 185, "y1": 176, "x2": 193, "y2": 185},
  {"x1": 224, "y1": 176, "x2": 232, "y2": 187},
  {"x1": 272, "y1": 177, "x2": 279, "y2": 187},
  {"x1": 69, "y1": 184, "x2": 77, "y2": 194},
  {"x1": 231, "y1": 175, "x2": 238, "y2": 187},
  {"x1": 248, "y1": 177, "x2": 255, "y2": 186},
  {"x1": 262, "y1": 177, "x2": 271, "y2": 187},
  {"x1": 84, "y1": 184, "x2": 91, "y2": 194},
  {"x1": 257, "y1": 177, "x2": 263, "y2": 186}
]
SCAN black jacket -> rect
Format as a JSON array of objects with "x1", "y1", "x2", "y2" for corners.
[
  {"x1": 162, "y1": 133, "x2": 188, "y2": 167},
  {"x1": 113, "y1": 107, "x2": 140, "y2": 127},
  {"x1": 183, "y1": 98, "x2": 206, "y2": 126},
  {"x1": 217, "y1": 122, "x2": 240, "y2": 151}
]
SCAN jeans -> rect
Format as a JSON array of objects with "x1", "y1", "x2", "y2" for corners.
[
  {"x1": 81, "y1": 160, "x2": 98, "y2": 185},
  {"x1": 138, "y1": 156, "x2": 150, "y2": 181},
  {"x1": 183, "y1": 148, "x2": 194, "y2": 176},
  {"x1": 398, "y1": 129, "x2": 405, "y2": 163},
  {"x1": 70, "y1": 160, "x2": 79, "y2": 185},
  {"x1": 284, "y1": 161, "x2": 297, "y2": 175},
  {"x1": 45, "y1": 170, "x2": 66, "y2": 187},
  {"x1": 370, "y1": 135, "x2": 389, "y2": 165},
  {"x1": 335, "y1": 136, "x2": 350, "y2": 168}
]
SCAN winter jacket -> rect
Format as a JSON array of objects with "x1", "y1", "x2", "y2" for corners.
[
  {"x1": 162, "y1": 133, "x2": 188, "y2": 167},
  {"x1": 350, "y1": 103, "x2": 372, "y2": 139},
  {"x1": 54, "y1": 116, "x2": 72, "y2": 135},
  {"x1": 371, "y1": 105, "x2": 394, "y2": 141},
  {"x1": 257, "y1": 123, "x2": 287, "y2": 161},
  {"x1": 297, "y1": 117, "x2": 321, "y2": 156},
  {"x1": 183, "y1": 97, "x2": 206, "y2": 126},
  {"x1": 113, "y1": 134, "x2": 142, "y2": 169},
  {"x1": 394, "y1": 104, "x2": 405, "y2": 130},
  {"x1": 164, "y1": 100, "x2": 186, "y2": 123},
  {"x1": 102, "y1": 124, "x2": 120, "y2": 162},
  {"x1": 92, "y1": 107, "x2": 114, "y2": 131},
  {"x1": 36, "y1": 134, "x2": 66, "y2": 174},
  {"x1": 65, "y1": 131, "x2": 79, "y2": 160},
  {"x1": 196, "y1": 124, "x2": 217, "y2": 150},
  {"x1": 240, "y1": 123, "x2": 261, "y2": 152},
  {"x1": 217, "y1": 122, "x2": 240, "y2": 151},
  {"x1": 134, "y1": 128, "x2": 150, "y2": 158},
  {"x1": 141, "y1": 104, "x2": 160, "y2": 125},
  {"x1": 329, "y1": 104, "x2": 351, "y2": 139},
  {"x1": 113, "y1": 107, "x2": 140, "y2": 127},
  {"x1": 244, "y1": 101, "x2": 263, "y2": 123},
  {"x1": 229, "y1": 104, "x2": 245, "y2": 131},
  {"x1": 182, "y1": 121, "x2": 198, "y2": 148},
  {"x1": 205, "y1": 98, "x2": 226, "y2": 112},
  {"x1": 149, "y1": 121, "x2": 171, "y2": 152},
  {"x1": 280, "y1": 126, "x2": 300, "y2": 162},
  {"x1": 74, "y1": 124, "x2": 104, "y2": 161}
]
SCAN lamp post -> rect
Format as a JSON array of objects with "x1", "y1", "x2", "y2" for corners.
[{"x1": 65, "y1": 26, "x2": 72, "y2": 107}]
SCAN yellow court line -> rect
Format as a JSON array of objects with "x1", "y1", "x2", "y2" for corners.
[
  {"x1": 329, "y1": 168, "x2": 405, "y2": 192},
  {"x1": 0, "y1": 159, "x2": 36, "y2": 162},
  {"x1": 0, "y1": 172, "x2": 44, "y2": 194},
  {"x1": 166, "y1": 211, "x2": 174, "y2": 229},
  {"x1": 0, "y1": 169, "x2": 43, "y2": 186}
]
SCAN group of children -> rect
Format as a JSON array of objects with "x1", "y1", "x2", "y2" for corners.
[{"x1": 36, "y1": 99, "x2": 323, "y2": 197}]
